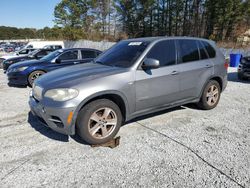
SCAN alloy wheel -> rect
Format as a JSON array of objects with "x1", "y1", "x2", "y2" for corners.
[
  {"x1": 88, "y1": 107, "x2": 117, "y2": 139},
  {"x1": 206, "y1": 85, "x2": 219, "y2": 106}
]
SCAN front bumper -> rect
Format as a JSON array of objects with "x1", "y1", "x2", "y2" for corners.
[
  {"x1": 7, "y1": 71, "x2": 28, "y2": 86},
  {"x1": 29, "y1": 96, "x2": 76, "y2": 135},
  {"x1": 222, "y1": 73, "x2": 228, "y2": 91},
  {"x1": 238, "y1": 67, "x2": 250, "y2": 78},
  {"x1": 3, "y1": 62, "x2": 11, "y2": 71}
]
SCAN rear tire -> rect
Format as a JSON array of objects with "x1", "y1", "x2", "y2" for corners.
[
  {"x1": 197, "y1": 80, "x2": 221, "y2": 110},
  {"x1": 28, "y1": 70, "x2": 45, "y2": 87},
  {"x1": 76, "y1": 99, "x2": 122, "y2": 145}
]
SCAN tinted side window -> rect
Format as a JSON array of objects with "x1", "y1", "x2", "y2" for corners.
[
  {"x1": 19, "y1": 49, "x2": 29, "y2": 54},
  {"x1": 146, "y1": 40, "x2": 176, "y2": 67},
  {"x1": 81, "y1": 50, "x2": 96, "y2": 58},
  {"x1": 198, "y1": 41, "x2": 208, "y2": 60},
  {"x1": 202, "y1": 41, "x2": 216, "y2": 58},
  {"x1": 178, "y1": 40, "x2": 199, "y2": 63},
  {"x1": 55, "y1": 45, "x2": 62, "y2": 49},
  {"x1": 36, "y1": 50, "x2": 48, "y2": 58},
  {"x1": 58, "y1": 50, "x2": 78, "y2": 61}
]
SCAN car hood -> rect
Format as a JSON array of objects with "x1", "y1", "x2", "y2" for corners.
[
  {"x1": 9, "y1": 59, "x2": 45, "y2": 69},
  {"x1": 1, "y1": 53, "x2": 27, "y2": 59},
  {"x1": 1, "y1": 54, "x2": 17, "y2": 59},
  {"x1": 4, "y1": 55, "x2": 29, "y2": 63},
  {"x1": 36, "y1": 63, "x2": 128, "y2": 88}
]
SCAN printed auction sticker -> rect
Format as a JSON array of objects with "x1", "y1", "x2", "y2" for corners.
[{"x1": 128, "y1": 42, "x2": 142, "y2": 46}]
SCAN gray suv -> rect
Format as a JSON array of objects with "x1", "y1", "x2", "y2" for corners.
[{"x1": 29, "y1": 37, "x2": 227, "y2": 144}]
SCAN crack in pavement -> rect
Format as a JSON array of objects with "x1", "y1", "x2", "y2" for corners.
[
  {"x1": 1, "y1": 159, "x2": 31, "y2": 181},
  {"x1": 136, "y1": 121, "x2": 245, "y2": 188},
  {"x1": 0, "y1": 120, "x2": 27, "y2": 129}
]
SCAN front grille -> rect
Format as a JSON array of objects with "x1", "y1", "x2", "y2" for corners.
[
  {"x1": 49, "y1": 116, "x2": 64, "y2": 128},
  {"x1": 244, "y1": 68, "x2": 250, "y2": 73}
]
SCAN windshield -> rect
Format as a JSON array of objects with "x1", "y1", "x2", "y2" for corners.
[
  {"x1": 95, "y1": 41, "x2": 150, "y2": 68},
  {"x1": 40, "y1": 50, "x2": 63, "y2": 61}
]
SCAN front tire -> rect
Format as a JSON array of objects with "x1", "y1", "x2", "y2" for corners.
[
  {"x1": 28, "y1": 70, "x2": 45, "y2": 87},
  {"x1": 76, "y1": 99, "x2": 122, "y2": 145},
  {"x1": 197, "y1": 80, "x2": 221, "y2": 110}
]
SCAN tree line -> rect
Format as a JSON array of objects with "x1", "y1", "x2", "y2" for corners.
[{"x1": 1, "y1": 0, "x2": 249, "y2": 42}]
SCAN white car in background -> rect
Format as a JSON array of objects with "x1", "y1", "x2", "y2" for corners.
[{"x1": 0, "y1": 48, "x2": 37, "y2": 69}]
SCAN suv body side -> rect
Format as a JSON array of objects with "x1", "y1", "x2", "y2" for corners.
[
  {"x1": 71, "y1": 38, "x2": 227, "y2": 128},
  {"x1": 31, "y1": 37, "x2": 227, "y2": 136}
]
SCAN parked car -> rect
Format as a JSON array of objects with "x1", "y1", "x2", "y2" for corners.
[
  {"x1": 0, "y1": 48, "x2": 37, "y2": 61},
  {"x1": 43, "y1": 45, "x2": 62, "y2": 50},
  {"x1": 3, "y1": 48, "x2": 56, "y2": 71},
  {"x1": 7, "y1": 48, "x2": 102, "y2": 86},
  {"x1": 238, "y1": 56, "x2": 250, "y2": 80},
  {"x1": 29, "y1": 37, "x2": 228, "y2": 145},
  {"x1": 24, "y1": 41, "x2": 64, "y2": 49}
]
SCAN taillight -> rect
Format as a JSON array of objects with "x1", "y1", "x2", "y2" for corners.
[{"x1": 224, "y1": 62, "x2": 229, "y2": 69}]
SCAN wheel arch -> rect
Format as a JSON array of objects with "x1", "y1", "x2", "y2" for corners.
[
  {"x1": 198, "y1": 76, "x2": 223, "y2": 99},
  {"x1": 27, "y1": 69, "x2": 47, "y2": 86},
  {"x1": 71, "y1": 91, "x2": 129, "y2": 134}
]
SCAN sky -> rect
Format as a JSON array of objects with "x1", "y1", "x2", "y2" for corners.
[{"x1": 0, "y1": 0, "x2": 61, "y2": 29}]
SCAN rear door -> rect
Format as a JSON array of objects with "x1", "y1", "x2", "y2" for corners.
[
  {"x1": 135, "y1": 40, "x2": 181, "y2": 112},
  {"x1": 177, "y1": 39, "x2": 214, "y2": 100}
]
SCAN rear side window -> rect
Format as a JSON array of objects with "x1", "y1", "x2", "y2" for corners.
[
  {"x1": 19, "y1": 49, "x2": 29, "y2": 54},
  {"x1": 198, "y1": 41, "x2": 209, "y2": 60},
  {"x1": 146, "y1": 40, "x2": 176, "y2": 67},
  {"x1": 202, "y1": 41, "x2": 216, "y2": 58},
  {"x1": 81, "y1": 50, "x2": 97, "y2": 58},
  {"x1": 178, "y1": 39, "x2": 199, "y2": 63},
  {"x1": 55, "y1": 45, "x2": 62, "y2": 49}
]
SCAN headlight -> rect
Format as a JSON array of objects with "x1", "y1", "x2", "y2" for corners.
[
  {"x1": 44, "y1": 88, "x2": 78, "y2": 101},
  {"x1": 11, "y1": 66, "x2": 28, "y2": 72},
  {"x1": 4, "y1": 60, "x2": 13, "y2": 64}
]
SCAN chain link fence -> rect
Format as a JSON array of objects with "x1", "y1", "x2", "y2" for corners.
[
  {"x1": 220, "y1": 47, "x2": 250, "y2": 58},
  {"x1": 64, "y1": 40, "x2": 115, "y2": 51}
]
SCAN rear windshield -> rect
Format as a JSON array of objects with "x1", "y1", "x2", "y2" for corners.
[{"x1": 95, "y1": 41, "x2": 150, "y2": 68}]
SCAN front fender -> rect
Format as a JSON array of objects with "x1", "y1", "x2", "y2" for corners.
[{"x1": 70, "y1": 90, "x2": 130, "y2": 135}]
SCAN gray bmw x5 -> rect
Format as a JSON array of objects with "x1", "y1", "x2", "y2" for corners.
[{"x1": 29, "y1": 37, "x2": 227, "y2": 144}]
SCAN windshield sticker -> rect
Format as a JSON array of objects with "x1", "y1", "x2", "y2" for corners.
[{"x1": 128, "y1": 42, "x2": 142, "y2": 46}]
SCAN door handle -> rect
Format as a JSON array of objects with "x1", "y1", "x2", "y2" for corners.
[
  {"x1": 74, "y1": 62, "x2": 80, "y2": 64},
  {"x1": 171, "y1": 71, "x2": 179, "y2": 75},
  {"x1": 205, "y1": 64, "x2": 213, "y2": 68}
]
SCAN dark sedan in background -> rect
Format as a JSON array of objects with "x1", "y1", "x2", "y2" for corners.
[
  {"x1": 7, "y1": 48, "x2": 102, "y2": 86},
  {"x1": 3, "y1": 48, "x2": 56, "y2": 71},
  {"x1": 238, "y1": 56, "x2": 250, "y2": 80}
]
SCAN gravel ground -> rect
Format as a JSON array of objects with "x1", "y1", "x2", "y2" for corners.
[{"x1": 0, "y1": 68, "x2": 249, "y2": 188}]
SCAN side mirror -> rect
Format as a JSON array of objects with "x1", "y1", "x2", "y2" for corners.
[
  {"x1": 55, "y1": 58, "x2": 61, "y2": 64},
  {"x1": 141, "y1": 58, "x2": 160, "y2": 69}
]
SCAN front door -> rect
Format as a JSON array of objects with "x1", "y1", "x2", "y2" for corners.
[
  {"x1": 135, "y1": 40, "x2": 181, "y2": 112},
  {"x1": 48, "y1": 50, "x2": 80, "y2": 71}
]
